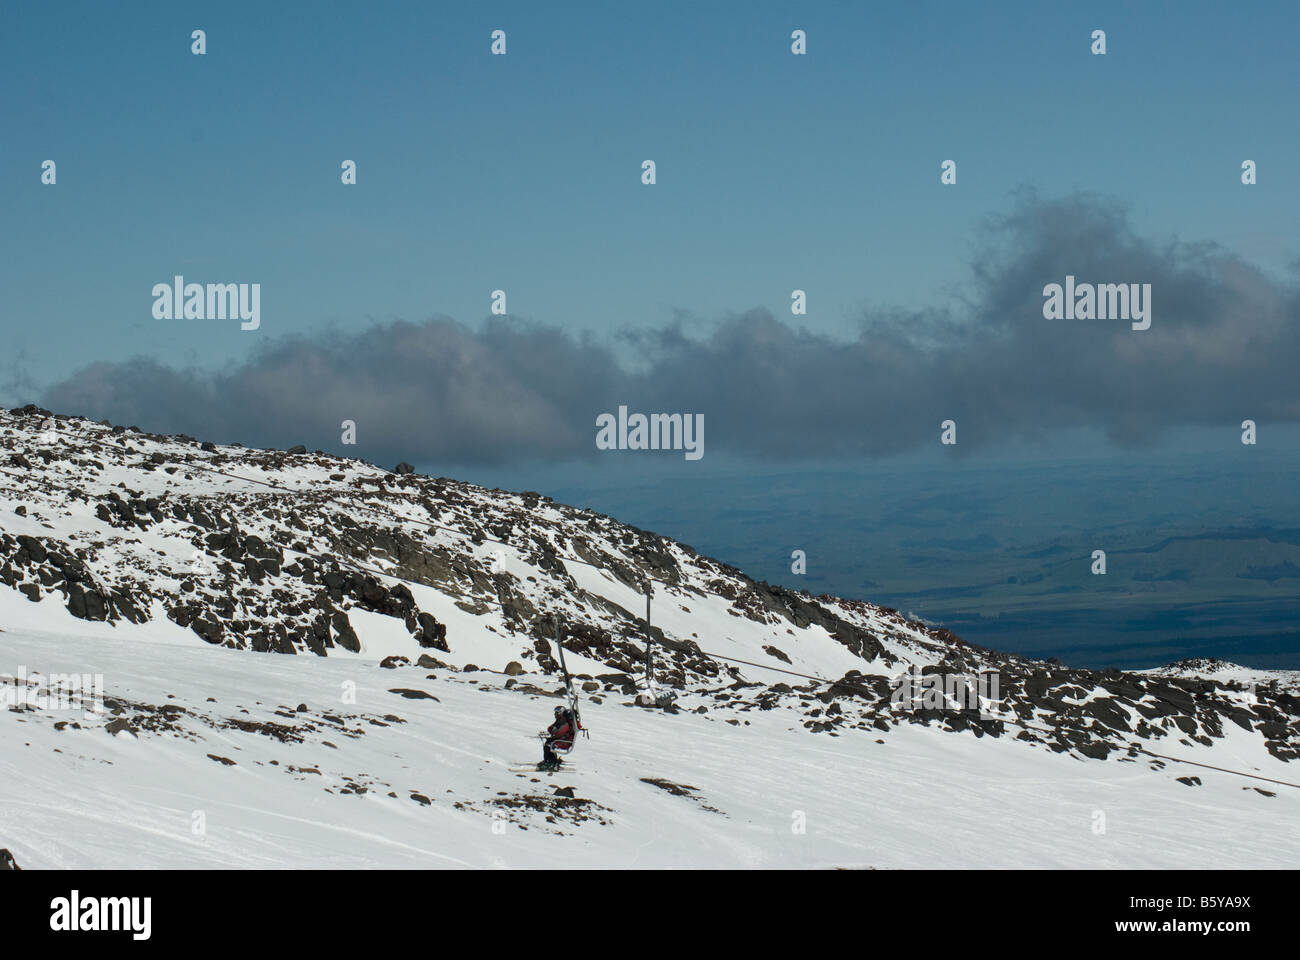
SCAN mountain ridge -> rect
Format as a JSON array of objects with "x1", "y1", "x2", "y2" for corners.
[{"x1": 1, "y1": 404, "x2": 1298, "y2": 867}]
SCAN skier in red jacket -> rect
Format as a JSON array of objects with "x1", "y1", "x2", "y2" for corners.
[{"x1": 539, "y1": 705, "x2": 577, "y2": 771}]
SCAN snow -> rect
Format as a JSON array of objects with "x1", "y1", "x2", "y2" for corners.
[{"x1": 2, "y1": 625, "x2": 1295, "y2": 869}]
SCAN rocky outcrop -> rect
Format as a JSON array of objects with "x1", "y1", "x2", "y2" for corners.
[{"x1": 1, "y1": 404, "x2": 1297, "y2": 770}]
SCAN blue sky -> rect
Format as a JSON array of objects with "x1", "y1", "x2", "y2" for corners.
[{"x1": 3, "y1": 0, "x2": 1297, "y2": 396}]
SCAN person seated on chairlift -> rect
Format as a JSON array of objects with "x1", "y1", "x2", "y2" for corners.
[{"x1": 539, "y1": 705, "x2": 578, "y2": 771}]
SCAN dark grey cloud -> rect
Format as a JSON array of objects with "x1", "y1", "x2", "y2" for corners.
[{"x1": 42, "y1": 192, "x2": 1300, "y2": 466}]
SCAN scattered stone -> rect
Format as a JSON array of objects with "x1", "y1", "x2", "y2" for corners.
[
  {"x1": 105, "y1": 717, "x2": 136, "y2": 737},
  {"x1": 640, "y1": 777, "x2": 697, "y2": 797}
]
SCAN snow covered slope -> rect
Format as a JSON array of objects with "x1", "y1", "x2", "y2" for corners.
[
  {"x1": 1142, "y1": 658, "x2": 1300, "y2": 695},
  {"x1": 0, "y1": 405, "x2": 1296, "y2": 868}
]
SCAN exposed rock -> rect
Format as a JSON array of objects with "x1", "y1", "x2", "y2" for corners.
[{"x1": 105, "y1": 717, "x2": 136, "y2": 737}]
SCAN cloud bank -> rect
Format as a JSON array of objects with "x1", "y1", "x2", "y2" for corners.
[{"x1": 42, "y1": 192, "x2": 1300, "y2": 466}]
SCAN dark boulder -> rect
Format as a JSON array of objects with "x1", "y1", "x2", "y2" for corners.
[
  {"x1": 416, "y1": 612, "x2": 448, "y2": 650},
  {"x1": 331, "y1": 612, "x2": 361, "y2": 652},
  {"x1": 191, "y1": 618, "x2": 224, "y2": 644},
  {"x1": 66, "y1": 583, "x2": 109, "y2": 621}
]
